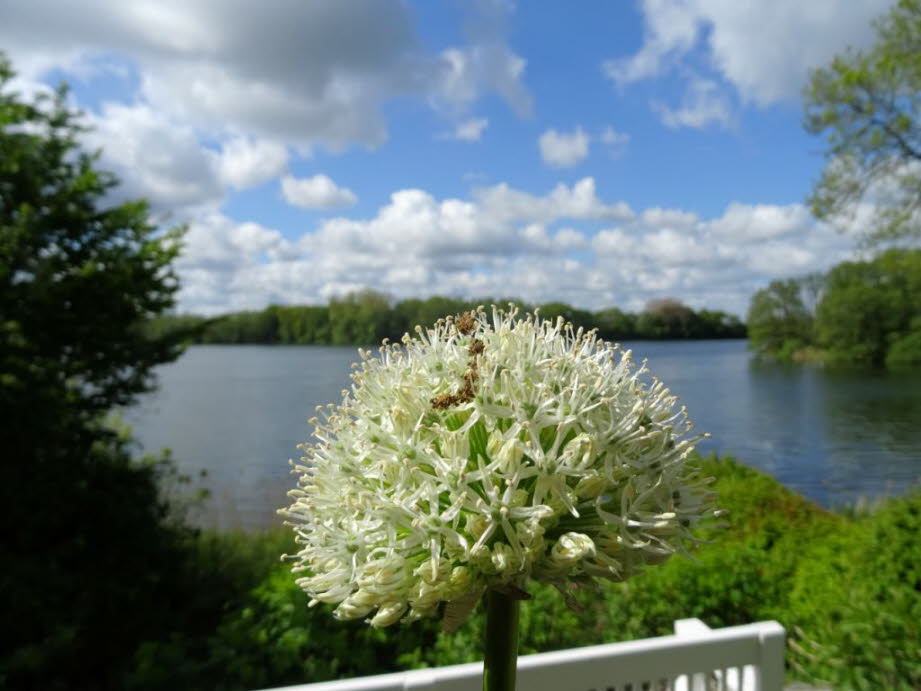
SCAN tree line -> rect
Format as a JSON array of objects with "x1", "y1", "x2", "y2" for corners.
[
  {"x1": 150, "y1": 294, "x2": 746, "y2": 346},
  {"x1": 747, "y1": 248, "x2": 921, "y2": 367}
]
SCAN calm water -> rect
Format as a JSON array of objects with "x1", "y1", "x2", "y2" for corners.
[{"x1": 126, "y1": 341, "x2": 921, "y2": 531}]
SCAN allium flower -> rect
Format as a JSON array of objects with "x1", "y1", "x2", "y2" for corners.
[{"x1": 281, "y1": 306, "x2": 717, "y2": 629}]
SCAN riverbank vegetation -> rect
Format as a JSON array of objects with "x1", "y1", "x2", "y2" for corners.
[
  {"x1": 747, "y1": 247, "x2": 921, "y2": 367},
  {"x1": 78, "y1": 456, "x2": 920, "y2": 690},
  {"x1": 150, "y1": 294, "x2": 746, "y2": 346}
]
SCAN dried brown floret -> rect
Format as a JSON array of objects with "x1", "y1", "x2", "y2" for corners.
[
  {"x1": 432, "y1": 319, "x2": 484, "y2": 410},
  {"x1": 455, "y1": 312, "x2": 476, "y2": 335},
  {"x1": 431, "y1": 393, "x2": 460, "y2": 409}
]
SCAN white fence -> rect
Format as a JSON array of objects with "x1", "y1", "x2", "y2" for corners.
[{"x1": 258, "y1": 618, "x2": 785, "y2": 691}]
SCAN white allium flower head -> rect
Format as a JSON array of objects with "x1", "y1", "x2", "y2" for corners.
[{"x1": 281, "y1": 306, "x2": 717, "y2": 629}]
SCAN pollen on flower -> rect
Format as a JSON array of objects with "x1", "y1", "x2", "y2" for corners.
[{"x1": 280, "y1": 305, "x2": 719, "y2": 630}]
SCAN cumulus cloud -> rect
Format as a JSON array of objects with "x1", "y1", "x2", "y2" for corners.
[
  {"x1": 281, "y1": 175, "x2": 358, "y2": 210},
  {"x1": 85, "y1": 102, "x2": 223, "y2": 210},
  {"x1": 603, "y1": 0, "x2": 702, "y2": 86},
  {"x1": 1, "y1": 0, "x2": 422, "y2": 148},
  {"x1": 605, "y1": 0, "x2": 893, "y2": 106},
  {"x1": 172, "y1": 179, "x2": 853, "y2": 318},
  {"x1": 451, "y1": 117, "x2": 489, "y2": 142},
  {"x1": 437, "y1": 46, "x2": 532, "y2": 118},
  {"x1": 474, "y1": 177, "x2": 634, "y2": 226},
  {"x1": 710, "y1": 202, "x2": 813, "y2": 240},
  {"x1": 432, "y1": 0, "x2": 533, "y2": 118},
  {"x1": 217, "y1": 138, "x2": 289, "y2": 190},
  {"x1": 2, "y1": 0, "x2": 532, "y2": 152},
  {"x1": 538, "y1": 127, "x2": 590, "y2": 168},
  {"x1": 653, "y1": 76, "x2": 734, "y2": 130}
]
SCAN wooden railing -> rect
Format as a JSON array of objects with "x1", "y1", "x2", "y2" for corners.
[{"x1": 257, "y1": 618, "x2": 785, "y2": 691}]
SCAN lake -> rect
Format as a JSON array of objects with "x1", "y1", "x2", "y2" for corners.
[{"x1": 126, "y1": 341, "x2": 921, "y2": 531}]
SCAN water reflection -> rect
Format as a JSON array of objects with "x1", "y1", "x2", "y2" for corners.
[
  {"x1": 815, "y1": 367, "x2": 921, "y2": 505},
  {"x1": 128, "y1": 342, "x2": 921, "y2": 530}
]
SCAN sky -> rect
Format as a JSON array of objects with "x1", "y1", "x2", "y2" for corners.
[{"x1": 1, "y1": 0, "x2": 897, "y2": 317}]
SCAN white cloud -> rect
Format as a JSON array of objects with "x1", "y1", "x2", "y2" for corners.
[
  {"x1": 474, "y1": 177, "x2": 634, "y2": 227},
  {"x1": 2, "y1": 1, "x2": 421, "y2": 148},
  {"x1": 710, "y1": 202, "x2": 812, "y2": 240},
  {"x1": 605, "y1": 0, "x2": 894, "y2": 106},
  {"x1": 452, "y1": 117, "x2": 489, "y2": 142},
  {"x1": 644, "y1": 228, "x2": 710, "y2": 265},
  {"x1": 85, "y1": 102, "x2": 223, "y2": 210},
  {"x1": 2, "y1": 0, "x2": 532, "y2": 152},
  {"x1": 432, "y1": 0, "x2": 532, "y2": 119},
  {"x1": 218, "y1": 137, "x2": 288, "y2": 190},
  {"x1": 592, "y1": 228, "x2": 636, "y2": 255},
  {"x1": 435, "y1": 46, "x2": 532, "y2": 118},
  {"x1": 171, "y1": 179, "x2": 854, "y2": 318},
  {"x1": 603, "y1": 0, "x2": 702, "y2": 86},
  {"x1": 641, "y1": 207, "x2": 700, "y2": 230},
  {"x1": 281, "y1": 174, "x2": 358, "y2": 210},
  {"x1": 538, "y1": 127, "x2": 590, "y2": 168},
  {"x1": 600, "y1": 126, "x2": 630, "y2": 157},
  {"x1": 653, "y1": 76, "x2": 733, "y2": 129}
]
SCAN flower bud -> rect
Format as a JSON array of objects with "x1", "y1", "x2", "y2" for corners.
[
  {"x1": 445, "y1": 566, "x2": 475, "y2": 599},
  {"x1": 370, "y1": 601, "x2": 408, "y2": 628},
  {"x1": 550, "y1": 532, "x2": 596, "y2": 565},
  {"x1": 559, "y1": 434, "x2": 594, "y2": 469},
  {"x1": 390, "y1": 405, "x2": 413, "y2": 437},
  {"x1": 466, "y1": 514, "x2": 489, "y2": 540},
  {"x1": 574, "y1": 472, "x2": 607, "y2": 499},
  {"x1": 334, "y1": 597, "x2": 374, "y2": 620},
  {"x1": 496, "y1": 438, "x2": 523, "y2": 472}
]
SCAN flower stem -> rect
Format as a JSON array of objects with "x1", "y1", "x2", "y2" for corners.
[{"x1": 482, "y1": 590, "x2": 520, "y2": 691}]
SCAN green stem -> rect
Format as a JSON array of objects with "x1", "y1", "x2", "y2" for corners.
[{"x1": 482, "y1": 590, "x2": 520, "y2": 691}]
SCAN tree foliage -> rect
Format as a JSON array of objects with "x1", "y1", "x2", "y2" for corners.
[
  {"x1": 805, "y1": 0, "x2": 921, "y2": 244},
  {"x1": 0, "y1": 54, "x2": 223, "y2": 689},
  {"x1": 815, "y1": 248, "x2": 921, "y2": 365},
  {"x1": 747, "y1": 248, "x2": 921, "y2": 367},
  {"x1": 154, "y1": 294, "x2": 746, "y2": 346},
  {"x1": 0, "y1": 58, "x2": 185, "y2": 425},
  {"x1": 746, "y1": 279, "x2": 815, "y2": 359}
]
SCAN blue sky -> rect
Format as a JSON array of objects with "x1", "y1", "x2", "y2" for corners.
[{"x1": 2, "y1": 0, "x2": 895, "y2": 316}]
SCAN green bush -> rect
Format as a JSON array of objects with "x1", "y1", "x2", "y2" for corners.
[
  {"x1": 886, "y1": 323, "x2": 921, "y2": 367},
  {"x1": 788, "y1": 492, "x2": 921, "y2": 689},
  {"x1": 55, "y1": 454, "x2": 918, "y2": 690}
]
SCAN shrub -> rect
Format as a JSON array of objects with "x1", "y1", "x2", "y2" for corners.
[
  {"x1": 886, "y1": 324, "x2": 921, "y2": 367},
  {"x1": 788, "y1": 492, "x2": 921, "y2": 689}
]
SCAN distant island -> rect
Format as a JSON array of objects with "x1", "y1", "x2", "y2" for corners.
[{"x1": 150, "y1": 294, "x2": 747, "y2": 346}]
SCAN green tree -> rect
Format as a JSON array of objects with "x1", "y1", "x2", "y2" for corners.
[
  {"x1": 746, "y1": 279, "x2": 813, "y2": 358},
  {"x1": 328, "y1": 289, "x2": 394, "y2": 345},
  {"x1": 805, "y1": 0, "x2": 921, "y2": 244},
  {"x1": 639, "y1": 298, "x2": 697, "y2": 339},
  {"x1": 0, "y1": 54, "x2": 210, "y2": 689},
  {"x1": 695, "y1": 309, "x2": 746, "y2": 339},
  {"x1": 814, "y1": 249, "x2": 921, "y2": 365},
  {"x1": 392, "y1": 295, "x2": 472, "y2": 338},
  {"x1": 274, "y1": 304, "x2": 332, "y2": 344},
  {"x1": 536, "y1": 301, "x2": 593, "y2": 331},
  {"x1": 592, "y1": 307, "x2": 637, "y2": 341},
  {"x1": 202, "y1": 308, "x2": 279, "y2": 343}
]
